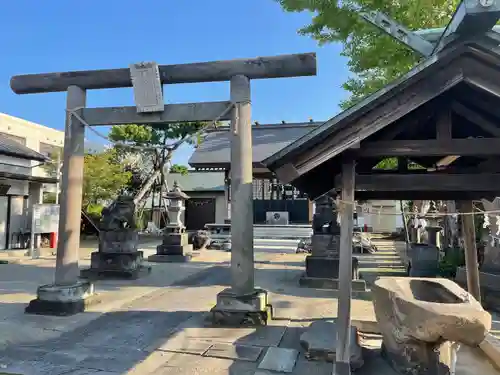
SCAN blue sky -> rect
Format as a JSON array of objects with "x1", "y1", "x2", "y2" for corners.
[{"x1": 0, "y1": 0, "x2": 351, "y2": 165}]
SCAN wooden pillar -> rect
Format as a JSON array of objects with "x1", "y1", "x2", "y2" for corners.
[
  {"x1": 229, "y1": 75, "x2": 254, "y2": 296},
  {"x1": 55, "y1": 85, "x2": 86, "y2": 285},
  {"x1": 458, "y1": 200, "x2": 481, "y2": 302},
  {"x1": 335, "y1": 157, "x2": 355, "y2": 375}
]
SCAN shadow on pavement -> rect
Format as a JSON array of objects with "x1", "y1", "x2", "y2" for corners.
[
  {"x1": 0, "y1": 261, "x2": 331, "y2": 374},
  {"x1": 0, "y1": 248, "x2": 385, "y2": 374}
]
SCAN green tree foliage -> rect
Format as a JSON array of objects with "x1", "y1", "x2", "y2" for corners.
[
  {"x1": 170, "y1": 164, "x2": 189, "y2": 175},
  {"x1": 276, "y1": 0, "x2": 458, "y2": 108},
  {"x1": 108, "y1": 122, "x2": 206, "y2": 203},
  {"x1": 109, "y1": 123, "x2": 205, "y2": 162},
  {"x1": 43, "y1": 192, "x2": 57, "y2": 204},
  {"x1": 42, "y1": 148, "x2": 62, "y2": 177},
  {"x1": 373, "y1": 157, "x2": 398, "y2": 170},
  {"x1": 373, "y1": 157, "x2": 425, "y2": 170},
  {"x1": 82, "y1": 149, "x2": 131, "y2": 209}
]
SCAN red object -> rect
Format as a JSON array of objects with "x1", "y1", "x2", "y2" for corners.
[
  {"x1": 50, "y1": 232, "x2": 58, "y2": 248},
  {"x1": 364, "y1": 224, "x2": 368, "y2": 232}
]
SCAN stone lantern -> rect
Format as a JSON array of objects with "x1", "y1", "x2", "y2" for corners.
[
  {"x1": 148, "y1": 182, "x2": 193, "y2": 262},
  {"x1": 425, "y1": 201, "x2": 443, "y2": 248},
  {"x1": 166, "y1": 181, "x2": 188, "y2": 229}
]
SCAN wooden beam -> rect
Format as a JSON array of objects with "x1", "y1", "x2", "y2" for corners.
[
  {"x1": 378, "y1": 105, "x2": 435, "y2": 141},
  {"x1": 358, "y1": 138, "x2": 500, "y2": 157},
  {"x1": 458, "y1": 200, "x2": 481, "y2": 302},
  {"x1": 435, "y1": 107, "x2": 457, "y2": 167},
  {"x1": 336, "y1": 157, "x2": 355, "y2": 375},
  {"x1": 81, "y1": 101, "x2": 233, "y2": 125},
  {"x1": 463, "y1": 60, "x2": 500, "y2": 107},
  {"x1": 11, "y1": 53, "x2": 317, "y2": 94},
  {"x1": 457, "y1": 84, "x2": 500, "y2": 120},
  {"x1": 451, "y1": 101, "x2": 500, "y2": 137},
  {"x1": 290, "y1": 61, "x2": 465, "y2": 174},
  {"x1": 397, "y1": 157, "x2": 408, "y2": 172},
  {"x1": 334, "y1": 173, "x2": 500, "y2": 192},
  {"x1": 436, "y1": 107, "x2": 452, "y2": 140}
]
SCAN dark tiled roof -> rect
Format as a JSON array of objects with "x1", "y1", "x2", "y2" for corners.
[
  {"x1": 0, "y1": 135, "x2": 49, "y2": 162},
  {"x1": 0, "y1": 170, "x2": 57, "y2": 184},
  {"x1": 188, "y1": 122, "x2": 322, "y2": 167}
]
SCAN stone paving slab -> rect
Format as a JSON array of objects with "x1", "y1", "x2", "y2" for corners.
[
  {"x1": 158, "y1": 340, "x2": 213, "y2": 356},
  {"x1": 203, "y1": 343, "x2": 263, "y2": 362},
  {"x1": 258, "y1": 347, "x2": 299, "y2": 373},
  {"x1": 299, "y1": 320, "x2": 363, "y2": 369},
  {"x1": 167, "y1": 313, "x2": 289, "y2": 349},
  {"x1": 154, "y1": 353, "x2": 258, "y2": 375}
]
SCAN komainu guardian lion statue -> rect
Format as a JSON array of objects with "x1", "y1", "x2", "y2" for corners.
[
  {"x1": 100, "y1": 195, "x2": 137, "y2": 231},
  {"x1": 312, "y1": 194, "x2": 340, "y2": 235}
]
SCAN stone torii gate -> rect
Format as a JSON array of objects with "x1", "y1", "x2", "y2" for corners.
[{"x1": 11, "y1": 53, "x2": 317, "y2": 317}]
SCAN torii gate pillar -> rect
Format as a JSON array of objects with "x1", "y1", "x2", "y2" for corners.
[{"x1": 210, "y1": 75, "x2": 272, "y2": 325}]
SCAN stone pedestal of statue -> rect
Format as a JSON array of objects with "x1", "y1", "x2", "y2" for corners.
[
  {"x1": 80, "y1": 196, "x2": 151, "y2": 280},
  {"x1": 299, "y1": 194, "x2": 366, "y2": 291},
  {"x1": 149, "y1": 225, "x2": 193, "y2": 262}
]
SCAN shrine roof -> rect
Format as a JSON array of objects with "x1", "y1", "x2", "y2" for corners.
[
  {"x1": 262, "y1": 36, "x2": 500, "y2": 199},
  {"x1": 188, "y1": 122, "x2": 322, "y2": 169}
]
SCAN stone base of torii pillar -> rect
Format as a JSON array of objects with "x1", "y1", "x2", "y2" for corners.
[
  {"x1": 210, "y1": 288, "x2": 272, "y2": 326},
  {"x1": 25, "y1": 281, "x2": 100, "y2": 316}
]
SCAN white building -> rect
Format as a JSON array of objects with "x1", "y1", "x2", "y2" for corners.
[
  {"x1": 0, "y1": 113, "x2": 64, "y2": 249},
  {"x1": 356, "y1": 200, "x2": 404, "y2": 233}
]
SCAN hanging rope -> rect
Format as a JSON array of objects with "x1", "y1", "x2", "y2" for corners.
[
  {"x1": 66, "y1": 101, "x2": 235, "y2": 152},
  {"x1": 333, "y1": 198, "x2": 500, "y2": 217}
]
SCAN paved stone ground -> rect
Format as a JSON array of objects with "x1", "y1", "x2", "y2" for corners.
[{"x1": 0, "y1": 239, "x2": 498, "y2": 374}]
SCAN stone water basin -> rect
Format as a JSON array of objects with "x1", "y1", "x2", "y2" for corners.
[{"x1": 372, "y1": 277, "x2": 492, "y2": 375}]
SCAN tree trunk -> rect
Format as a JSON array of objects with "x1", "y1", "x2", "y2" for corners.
[
  {"x1": 158, "y1": 152, "x2": 174, "y2": 227},
  {"x1": 133, "y1": 169, "x2": 161, "y2": 206},
  {"x1": 131, "y1": 138, "x2": 184, "y2": 217}
]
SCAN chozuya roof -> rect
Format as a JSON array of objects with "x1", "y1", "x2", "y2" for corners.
[
  {"x1": 188, "y1": 122, "x2": 323, "y2": 168},
  {"x1": 262, "y1": 33, "x2": 500, "y2": 198}
]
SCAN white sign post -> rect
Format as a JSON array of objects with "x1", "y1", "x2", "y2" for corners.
[{"x1": 30, "y1": 204, "x2": 60, "y2": 259}]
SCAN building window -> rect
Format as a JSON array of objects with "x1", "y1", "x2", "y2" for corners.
[
  {"x1": 1, "y1": 133, "x2": 26, "y2": 146},
  {"x1": 39, "y1": 142, "x2": 62, "y2": 159}
]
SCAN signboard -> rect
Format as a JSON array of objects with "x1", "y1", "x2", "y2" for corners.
[
  {"x1": 32, "y1": 204, "x2": 59, "y2": 234},
  {"x1": 129, "y1": 62, "x2": 164, "y2": 113}
]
